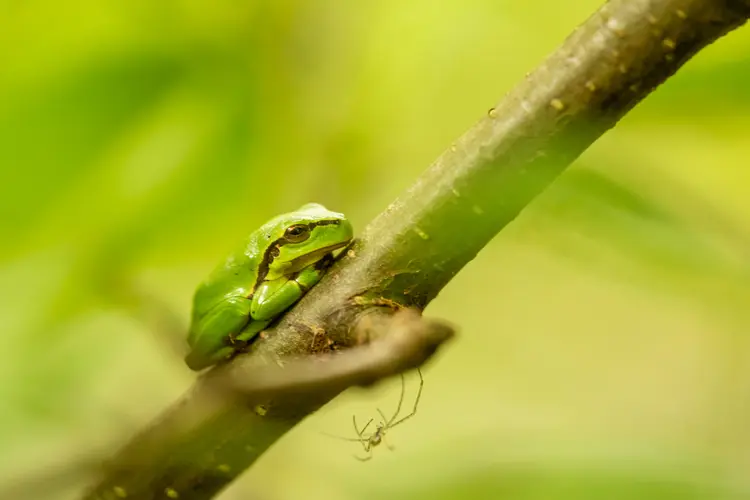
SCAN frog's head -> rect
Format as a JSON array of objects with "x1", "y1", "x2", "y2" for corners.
[{"x1": 263, "y1": 203, "x2": 353, "y2": 278}]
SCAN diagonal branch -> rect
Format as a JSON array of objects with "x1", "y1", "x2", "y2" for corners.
[
  {"x1": 82, "y1": 1, "x2": 750, "y2": 499},
  {"x1": 218, "y1": 309, "x2": 455, "y2": 403}
]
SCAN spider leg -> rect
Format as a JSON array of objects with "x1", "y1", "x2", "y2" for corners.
[
  {"x1": 377, "y1": 408, "x2": 388, "y2": 426},
  {"x1": 354, "y1": 442, "x2": 373, "y2": 461},
  {"x1": 352, "y1": 416, "x2": 375, "y2": 452},
  {"x1": 353, "y1": 415, "x2": 373, "y2": 437},
  {"x1": 390, "y1": 367, "x2": 424, "y2": 428},
  {"x1": 386, "y1": 373, "x2": 407, "y2": 426},
  {"x1": 320, "y1": 432, "x2": 370, "y2": 443}
]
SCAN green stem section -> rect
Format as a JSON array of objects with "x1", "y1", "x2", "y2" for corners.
[{"x1": 84, "y1": 1, "x2": 750, "y2": 499}]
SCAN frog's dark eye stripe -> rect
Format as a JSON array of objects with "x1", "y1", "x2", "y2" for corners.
[{"x1": 254, "y1": 218, "x2": 343, "y2": 293}]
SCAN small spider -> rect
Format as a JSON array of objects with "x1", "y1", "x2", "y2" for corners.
[{"x1": 326, "y1": 368, "x2": 424, "y2": 461}]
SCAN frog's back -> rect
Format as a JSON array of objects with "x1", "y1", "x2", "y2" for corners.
[{"x1": 190, "y1": 232, "x2": 266, "y2": 325}]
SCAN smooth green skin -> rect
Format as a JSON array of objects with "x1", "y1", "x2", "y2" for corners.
[{"x1": 185, "y1": 203, "x2": 353, "y2": 370}]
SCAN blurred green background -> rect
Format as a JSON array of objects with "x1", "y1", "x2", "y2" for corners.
[{"x1": 2, "y1": 1, "x2": 750, "y2": 499}]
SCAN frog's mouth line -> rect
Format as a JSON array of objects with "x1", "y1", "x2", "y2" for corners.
[{"x1": 286, "y1": 240, "x2": 351, "y2": 269}]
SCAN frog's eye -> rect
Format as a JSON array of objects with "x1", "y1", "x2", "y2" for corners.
[{"x1": 284, "y1": 224, "x2": 310, "y2": 243}]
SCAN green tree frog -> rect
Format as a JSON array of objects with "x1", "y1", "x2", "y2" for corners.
[{"x1": 185, "y1": 203, "x2": 353, "y2": 370}]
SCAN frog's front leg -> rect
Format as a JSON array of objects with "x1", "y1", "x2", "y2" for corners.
[
  {"x1": 233, "y1": 272, "x2": 310, "y2": 343},
  {"x1": 250, "y1": 265, "x2": 325, "y2": 322}
]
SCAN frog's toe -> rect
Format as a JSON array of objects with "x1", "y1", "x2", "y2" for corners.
[{"x1": 185, "y1": 346, "x2": 235, "y2": 371}]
